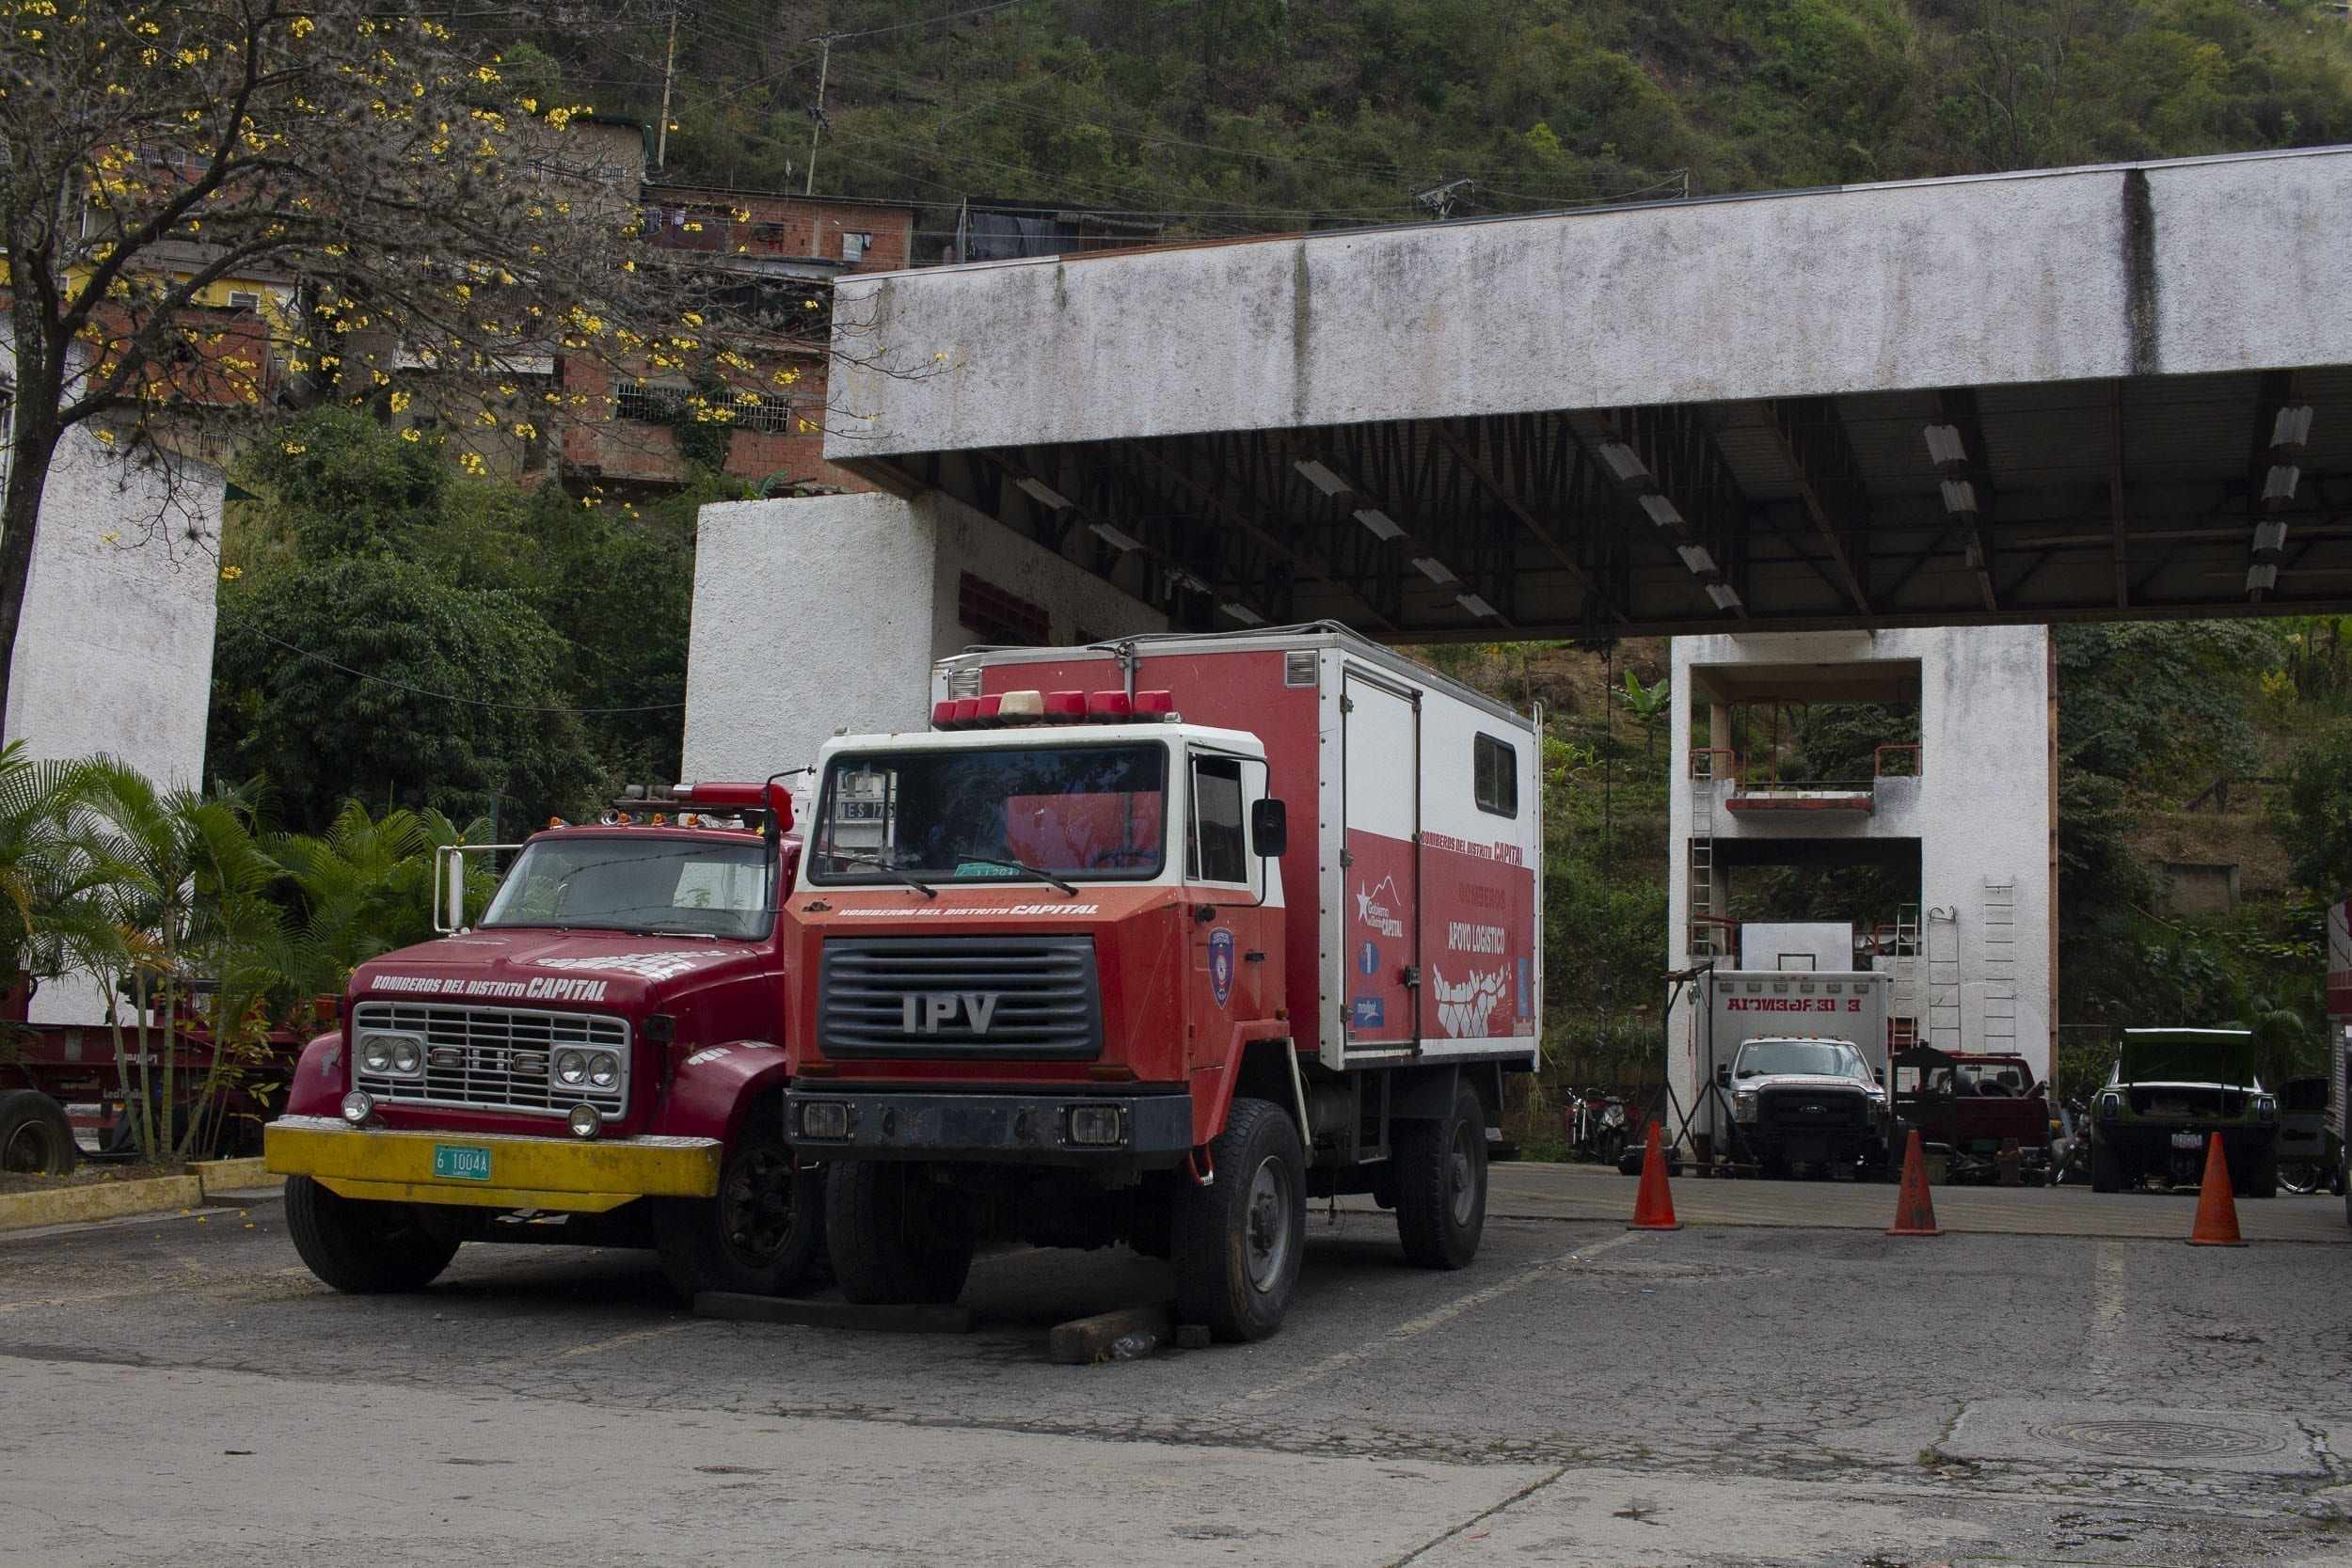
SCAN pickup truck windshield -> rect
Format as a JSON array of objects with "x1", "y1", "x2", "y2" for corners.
[
  {"x1": 810, "y1": 743, "x2": 1167, "y2": 884},
  {"x1": 481, "y1": 836, "x2": 771, "y2": 939},
  {"x1": 1736, "y1": 1040, "x2": 1868, "y2": 1080}
]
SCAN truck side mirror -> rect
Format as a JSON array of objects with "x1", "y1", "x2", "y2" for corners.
[
  {"x1": 1250, "y1": 798, "x2": 1288, "y2": 859},
  {"x1": 436, "y1": 845, "x2": 465, "y2": 934},
  {"x1": 1715, "y1": 1064, "x2": 1732, "y2": 1087}
]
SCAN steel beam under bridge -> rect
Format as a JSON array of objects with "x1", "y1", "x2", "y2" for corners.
[{"x1": 822, "y1": 149, "x2": 2352, "y2": 640}]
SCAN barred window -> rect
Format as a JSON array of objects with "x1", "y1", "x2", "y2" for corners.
[
  {"x1": 737, "y1": 390, "x2": 803, "y2": 435},
  {"x1": 614, "y1": 382, "x2": 686, "y2": 422}
]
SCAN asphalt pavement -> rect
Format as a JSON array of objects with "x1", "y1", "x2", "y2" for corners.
[{"x1": 2, "y1": 1167, "x2": 2347, "y2": 1566}]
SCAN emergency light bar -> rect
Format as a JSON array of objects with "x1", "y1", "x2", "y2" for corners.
[{"x1": 931, "y1": 689, "x2": 1181, "y2": 731}]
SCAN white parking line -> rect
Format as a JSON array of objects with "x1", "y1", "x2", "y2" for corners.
[
  {"x1": 1246, "y1": 1231, "x2": 1644, "y2": 1403},
  {"x1": 2087, "y1": 1240, "x2": 2127, "y2": 1389}
]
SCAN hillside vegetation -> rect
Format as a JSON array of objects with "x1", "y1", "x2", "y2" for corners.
[{"x1": 523, "y1": 0, "x2": 2352, "y2": 241}]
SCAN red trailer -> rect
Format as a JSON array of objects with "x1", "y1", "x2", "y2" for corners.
[{"x1": 783, "y1": 626, "x2": 1543, "y2": 1339}]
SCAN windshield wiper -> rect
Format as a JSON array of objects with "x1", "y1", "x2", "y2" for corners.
[
  {"x1": 949, "y1": 854, "x2": 1080, "y2": 896},
  {"x1": 826, "y1": 850, "x2": 938, "y2": 900}
]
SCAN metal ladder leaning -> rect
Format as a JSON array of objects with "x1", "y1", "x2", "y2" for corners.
[{"x1": 1981, "y1": 879, "x2": 2018, "y2": 1053}]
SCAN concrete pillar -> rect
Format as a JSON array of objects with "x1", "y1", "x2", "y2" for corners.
[{"x1": 681, "y1": 488, "x2": 1168, "y2": 785}]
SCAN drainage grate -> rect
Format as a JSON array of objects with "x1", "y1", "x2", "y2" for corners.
[{"x1": 2032, "y1": 1418, "x2": 2289, "y2": 1461}]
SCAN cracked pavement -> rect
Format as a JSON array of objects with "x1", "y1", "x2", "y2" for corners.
[{"x1": 2, "y1": 1179, "x2": 2348, "y2": 1565}]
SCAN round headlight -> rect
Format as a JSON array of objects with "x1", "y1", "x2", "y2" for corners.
[
  {"x1": 390, "y1": 1037, "x2": 421, "y2": 1074},
  {"x1": 340, "y1": 1089, "x2": 374, "y2": 1125},
  {"x1": 360, "y1": 1035, "x2": 394, "y2": 1073},
  {"x1": 567, "y1": 1103, "x2": 602, "y2": 1139},
  {"x1": 555, "y1": 1049, "x2": 588, "y2": 1085},
  {"x1": 587, "y1": 1052, "x2": 619, "y2": 1089}
]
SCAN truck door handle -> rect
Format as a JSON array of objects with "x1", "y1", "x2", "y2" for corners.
[{"x1": 1245, "y1": 951, "x2": 1266, "y2": 962}]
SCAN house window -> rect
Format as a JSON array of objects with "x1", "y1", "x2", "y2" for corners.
[
  {"x1": 1473, "y1": 734, "x2": 1518, "y2": 817},
  {"x1": 227, "y1": 292, "x2": 260, "y2": 310},
  {"x1": 615, "y1": 382, "x2": 686, "y2": 422},
  {"x1": 842, "y1": 231, "x2": 872, "y2": 263},
  {"x1": 957, "y1": 572, "x2": 1050, "y2": 646},
  {"x1": 739, "y1": 390, "x2": 802, "y2": 435}
]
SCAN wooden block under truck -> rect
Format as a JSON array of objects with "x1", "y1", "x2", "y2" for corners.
[
  {"x1": 783, "y1": 626, "x2": 1542, "y2": 1339},
  {"x1": 263, "y1": 784, "x2": 825, "y2": 1300}
]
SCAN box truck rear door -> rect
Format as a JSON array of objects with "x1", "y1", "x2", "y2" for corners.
[{"x1": 1342, "y1": 669, "x2": 1420, "y2": 1051}]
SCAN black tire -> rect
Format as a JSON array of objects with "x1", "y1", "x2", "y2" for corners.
[
  {"x1": 824, "y1": 1160, "x2": 974, "y2": 1306},
  {"x1": 655, "y1": 1127, "x2": 825, "y2": 1300},
  {"x1": 2279, "y1": 1160, "x2": 2329, "y2": 1196},
  {"x1": 0, "y1": 1090, "x2": 78, "y2": 1176},
  {"x1": 1393, "y1": 1082, "x2": 1488, "y2": 1270},
  {"x1": 283, "y1": 1175, "x2": 460, "y2": 1293},
  {"x1": 2090, "y1": 1136, "x2": 2120, "y2": 1194},
  {"x1": 1171, "y1": 1097, "x2": 1305, "y2": 1342}
]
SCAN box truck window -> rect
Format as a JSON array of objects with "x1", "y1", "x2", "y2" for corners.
[
  {"x1": 1189, "y1": 755, "x2": 1247, "y2": 884},
  {"x1": 810, "y1": 744, "x2": 1168, "y2": 883},
  {"x1": 1474, "y1": 734, "x2": 1518, "y2": 817}
]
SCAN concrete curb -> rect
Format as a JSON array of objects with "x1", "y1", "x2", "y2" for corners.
[
  {"x1": 0, "y1": 1158, "x2": 282, "y2": 1235},
  {"x1": 0, "y1": 1174, "x2": 204, "y2": 1234}
]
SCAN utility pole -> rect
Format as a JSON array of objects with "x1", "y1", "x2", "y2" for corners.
[
  {"x1": 804, "y1": 34, "x2": 832, "y2": 197},
  {"x1": 654, "y1": 0, "x2": 680, "y2": 172}
]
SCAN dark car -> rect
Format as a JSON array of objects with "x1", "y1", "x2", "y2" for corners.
[
  {"x1": 1891, "y1": 1047, "x2": 2056, "y2": 1182},
  {"x1": 2089, "y1": 1028, "x2": 2278, "y2": 1196}
]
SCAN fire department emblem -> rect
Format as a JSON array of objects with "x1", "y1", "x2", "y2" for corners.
[{"x1": 1208, "y1": 928, "x2": 1235, "y2": 1008}]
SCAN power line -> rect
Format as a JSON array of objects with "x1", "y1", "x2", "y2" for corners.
[{"x1": 217, "y1": 610, "x2": 687, "y2": 715}]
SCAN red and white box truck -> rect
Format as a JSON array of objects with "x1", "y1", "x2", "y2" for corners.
[{"x1": 783, "y1": 626, "x2": 1541, "y2": 1338}]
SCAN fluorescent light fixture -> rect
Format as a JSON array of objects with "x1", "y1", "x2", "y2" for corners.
[
  {"x1": 1353, "y1": 507, "x2": 1405, "y2": 541},
  {"x1": 2247, "y1": 562, "x2": 2279, "y2": 592},
  {"x1": 1706, "y1": 582, "x2": 1742, "y2": 611},
  {"x1": 1638, "y1": 494, "x2": 1683, "y2": 529},
  {"x1": 1219, "y1": 601, "x2": 1265, "y2": 625},
  {"x1": 1294, "y1": 458, "x2": 1349, "y2": 496},
  {"x1": 2264, "y1": 465, "x2": 2300, "y2": 501},
  {"x1": 1677, "y1": 544, "x2": 1717, "y2": 577},
  {"x1": 1923, "y1": 424, "x2": 1966, "y2": 467},
  {"x1": 1596, "y1": 441, "x2": 1648, "y2": 484},
  {"x1": 1938, "y1": 479, "x2": 1979, "y2": 515},
  {"x1": 1017, "y1": 476, "x2": 1073, "y2": 511},
  {"x1": 2254, "y1": 519, "x2": 2288, "y2": 555},
  {"x1": 1089, "y1": 521, "x2": 1143, "y2": 553},
  {"x1": 1172, "y1": 570, "x2": 1212, "y2": 594},
  {"x1": 1411, "y1": 556, "x2": 1458, "y2": 585},
  {"x1": 1456, "y1": 592, "x2": 1498, "y2": 618},
  {"x1": 2272, "y1": 405, "x2": 2313, "y2": 450}
]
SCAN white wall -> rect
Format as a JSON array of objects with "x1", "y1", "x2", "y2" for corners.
[
  {"x1": 681, "y1": 488, "x2": 1167, "y2": 784},
  {"x1": 833, "y1": 149, "x2": 2352, "y2": 458},
  {"x1": 1665, "y1": 626, "x2": 2056, "y2": 1121}
]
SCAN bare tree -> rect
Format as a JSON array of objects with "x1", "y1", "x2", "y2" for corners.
[{"x1": 1, "y1": 0, "x2": 831, "y2": 722}]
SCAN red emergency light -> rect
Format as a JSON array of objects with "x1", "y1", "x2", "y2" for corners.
[
  {"x1": 974, "y1": 694, "x2": 1004, "y2": 726},
  {"x1": 951, "y1": 697, "x2": 980, "y2": 725},
  {"x1": 670, "y1": 780, "x2": 795, "y2": 832},
  {"x1": 1087, "y1": 690, "x2": 1132, "y2": 722},
  {"x1": 930, "y1": 700, "x2": 957, "y2": 727},
  {"x1": 1134, "y1": 689, "x2": 1175, "y2": 717},
  {"x1": 1043, "y1": 690, "x2": 1086, "y2": 722}
]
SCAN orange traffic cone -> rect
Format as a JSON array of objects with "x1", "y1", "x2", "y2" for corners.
[
  {"x1": 2186, "y1": 1131, "x2": 2248, "y2": 1247},
  {"x1": 1629, "y1": 1122, "x2": 1681, "y2": 1230},
  {"x1": 1886, "y1": 1128, "x2": 1941, "y2": 1237}
]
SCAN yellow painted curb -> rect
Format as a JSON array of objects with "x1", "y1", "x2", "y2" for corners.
[
  {"x1": 0, "y1": 1174, "x2": 205, "y2": 1234},
  {"x1": 192, "y1": 1156, "x2": 277, "y2": 1198}
]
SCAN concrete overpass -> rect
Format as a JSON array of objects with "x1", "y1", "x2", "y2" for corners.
[{"x1": 685, "y1": 147, "x2": 2352, "y2": 773}]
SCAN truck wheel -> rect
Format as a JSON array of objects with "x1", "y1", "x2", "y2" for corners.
[
  {"x1": 655, "y1": 1129, "x2": 824, "y2": 1300},
  {"x1": 1393, "y1": 1081, "x2": 1487, "y2": 1270},
  {"x1": 825, "y1": 1161, "x2": 973, "y2": 1306},
  {"x1": 2090, "y1": 1136, "x2": 2120, "y2": 1194},
  {"x1": 0, "y1": 1090, "x2": 78, "y2": 1176},
  {"x1": 1171, "y1": 1097, "x2": 1304, "y2": 1342},
  {"x1": 283, "y1": 1175, "x2": 459, "y2": 1293}
]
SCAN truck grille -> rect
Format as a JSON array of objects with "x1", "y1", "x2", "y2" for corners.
[
  {"x1": 1758, "y1": 1088, "x2": 1868, "y2": 1132},
  {"x1": 2128, "y1": 1086, "x2": 2244, "y2": 1118},
  {"x1": 351, "y1": 1001, "x2": 629, "y2": 1118},
  {"x1": 818, "y1": 935, "x2": 1103, "y2": 1060}
]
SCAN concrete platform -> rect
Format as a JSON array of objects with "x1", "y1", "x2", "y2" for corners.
[{"x1": 1468, "y1": 1158, "x2": 2350, "y2": 1243}]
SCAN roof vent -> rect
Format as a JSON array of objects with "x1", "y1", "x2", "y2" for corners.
[{"x1": 1283, "y1": 651, "x2": 1316, "y2": 688}]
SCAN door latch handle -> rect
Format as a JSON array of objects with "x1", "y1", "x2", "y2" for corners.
[{"x1": 1245, "y1": 950, "x2": 1266, "y2": 962}]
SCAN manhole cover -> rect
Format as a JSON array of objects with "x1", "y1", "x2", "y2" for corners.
[{"x1": 2031, "y1": 1418, "x2": 2290, "y2": 1461}]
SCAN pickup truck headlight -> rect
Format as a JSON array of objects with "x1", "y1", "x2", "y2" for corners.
[
  {"x1": 1732, "y1": 1090, "x2": 1757, "y2": 1123},
  {"x1": 2098, "y1": 1091, "x2": 2121, "y2": 1121},
  {"x1": 2257, "y1": 1095, "x2": 2277, "y2": 1122},
  {"x1": 358, "y1": 1032, "x2": 423, "y2": 1077}
]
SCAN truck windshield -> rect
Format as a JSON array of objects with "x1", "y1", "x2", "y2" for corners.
[
  {"x1": 480, "y1": 836, "x2": 771, "y2": 939},
  {"x1": 809, "y1": 743, "x2": 1167, "y2": 885},
  {"x1": 1736, "y1": 1040, "x2": 1867, "y2": 1080}
]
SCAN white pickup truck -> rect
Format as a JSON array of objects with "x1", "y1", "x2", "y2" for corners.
[{"x1": 1717, "y1": 1036, "x2": 1895, "y2": 1179}]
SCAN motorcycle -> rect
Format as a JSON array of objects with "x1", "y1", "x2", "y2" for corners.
[{"x1": 1563, "y1": 1087, "x2": 1633, "y2": 1166}]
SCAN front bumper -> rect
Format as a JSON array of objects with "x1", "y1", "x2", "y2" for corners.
[
  {"x1": 785, "y1": 1088, "x2": 1194, "y2": 1170},
  {"x1": 264, "y1": 1115, "x2": 721, "y2": 1212}
]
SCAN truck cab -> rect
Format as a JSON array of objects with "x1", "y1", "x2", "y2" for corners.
[
  {"x1": 785, "y1": 628, "x2": 1543, "y2": 1340},
  {"x1": 264, "y1": 783, "x2": 823, "y2": 1300},
  {"x1": 1719, "y1": 1035, "x2": 1894, "y2": 1178}
]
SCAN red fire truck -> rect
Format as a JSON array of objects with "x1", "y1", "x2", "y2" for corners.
[
  {"x1": 783, "y1": 627, "x2": 1543, "y2": 1339},
  {"x1": 263, "y1": 784, "x2": 824, "y2": 1300}
]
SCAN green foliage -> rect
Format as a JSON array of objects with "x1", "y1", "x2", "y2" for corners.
[
  {"x1": 2280, "y1": 723, "x2": 2352, "y2": 895},
  {"x1": 266, "y1": 800, "x2": 490, "y2": 1005}
]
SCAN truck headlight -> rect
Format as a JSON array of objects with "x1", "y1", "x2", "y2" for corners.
[
  {"x1": 555, "y1": 1049, "x2": 588, "y2": 1085},
  {"x1": 359, "y1": 1033, "x2": 422, "y2": 1076},
  {"x1": 1067, "y1": 1104, "x2": 1124, "y2": 1146},
  {"x1": 2257, "y1": 1095, "x2": 2277, "y2": 1122},
  {"x1": 1732, "y1": 1090, "x2": 1757, "y2": 1124},
  {"x1": 586, "y1": 1052, "x2": 620, "y2": 1090},
  {"x1": 2099, "y1": 1091, "x2": 2121, "y2": 1121},
  {"x1": 799, "y1": 1101, "x2": 850, "y2": 1140}
]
